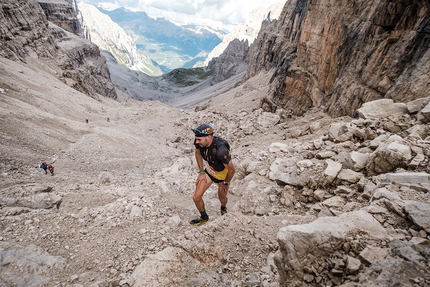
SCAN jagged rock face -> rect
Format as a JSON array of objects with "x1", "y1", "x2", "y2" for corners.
[
  {"x1": 38, "y1": 0, "x2": 82, "y2": 35},
  {"x1": 0, "y1": 0, "x2": 116, "y2": 99},
  {"x1": 208, "y1": 39, "x2": 249, "y2": 84},
  {"x1": 54, "y1": 25, "x2": 116, "y2": 100},
  {"x1": 0, "y1": 0, "x2": 58, "y2": 61},
  {"x1": 248, "y1": 0, "x2": 430, "y2": 117}
]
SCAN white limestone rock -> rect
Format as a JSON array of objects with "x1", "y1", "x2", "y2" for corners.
[
  {"x1": 356, "y1": 99, "x2": 408, "y2": 119},
  {"x1": 276, "y1": 210, "x2": 387, "y2": 286}
]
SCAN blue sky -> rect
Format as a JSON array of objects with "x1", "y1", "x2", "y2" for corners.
[{"x1": 78, "y1": 0, "x2": 283, "y2": 32}]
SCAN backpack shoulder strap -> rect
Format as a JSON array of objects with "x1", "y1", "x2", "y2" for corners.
[{"x1": 214, "y1": 136, "x2": 230, "y2": 151}]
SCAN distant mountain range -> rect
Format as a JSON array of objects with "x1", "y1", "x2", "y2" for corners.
[
  {"x1": 98, "y1": 7, "x2": 224, "y2": 72},
  {"x1": 78, "y1": 2, "x2": 163, "y2": 76},
  {"x1": 78, "y1": 2, "x2": 284, "y2": 77},
  {"x1": 78, "y1": 2, "x2": 224, "y2": 76}
]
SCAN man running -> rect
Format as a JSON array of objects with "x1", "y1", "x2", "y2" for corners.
[{"x1": 190, "y1": 124, "x2": 236, "y2": 226}]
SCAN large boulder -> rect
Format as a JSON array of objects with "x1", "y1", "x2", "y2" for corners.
[
  {"x1": 132, "y1": 247, "x2": 205, "y2": 286},
  {"x1": 345, "y1": 151, "x2": 371, "y2": 171},
  {"x1": 366, "y1": 138, "x2": 412, "y2": 176},
  {"x1": 340, "y1": 258, "x2": 428, "y2": 287},
  {"x1": 381, "y1": 172, "x2": 430, "y2": 185},
  {"x1": 328, "y1": 122, "x2": 350, "y2": 142},
  {"x1": 407, "y1": 97, "x2": 430, "y2": 114},
  {"x1": 356, "y1": 99, "x2": 408, "y2": 119},
  {"x1": 275, "y1": 210, "x2": 387, "y2": 287},
  {"x1": 404, "y1": 201, "x2": 430, "y2": 233},
  {"x1": 269, "y1": 157, "x2": 308, "y2": 187},
  {"x1": 417, "y1": 101, "x2": 430, "y2": 123},
  {"x1": 0, "y1": 242, "x2": 68, "y2": 287},
  {"x1": 323, "y1": 159, "x2": 342, "y2": 186},
  {"x1": 336, "y1": 168, "x2": 363, "y2": 184},
  {"x1": 257, "y1": 112, "x2": 281, "y2": 128},
  {"x1": 0, "y1": 193, "x2": 62, "y2": 210}
]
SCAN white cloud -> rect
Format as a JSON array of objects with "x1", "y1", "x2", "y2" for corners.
[{"x1": 78, "y1": 0, "x2": 284, "y2": 32}]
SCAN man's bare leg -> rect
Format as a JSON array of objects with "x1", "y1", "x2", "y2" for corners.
[
  {"x1": 190, "y1": 174, "x2": 213, "y2": 225},
  {"x1": 193, "y1": 173, "x2": 212, "y2": 212},
  {"x1": 218, "y1": 184, "x2": 228, "y2": 206},
  {"x1": 218, "y1": 184, "x2": 228, "y2": 215}
]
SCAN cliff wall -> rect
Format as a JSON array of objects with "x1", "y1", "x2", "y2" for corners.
[
  {"x1": 38, "y1": 0, "x2": 82, "y2": 35},
  {"x1": 248, "y1": 0, "x2": 430, "y2": 117},
  {"x1": 0, "y1": 0, "x2": 116, "y2": 99},
  {"x1": 0, "y1": 0, "x2": 58, "y2": 61},
  {"x1": 208, "y1": 38, "x2": 249, "y2": 84}
]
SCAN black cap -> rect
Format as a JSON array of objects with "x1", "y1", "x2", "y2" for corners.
[{"x1": 192, "y1": 124, "x2": 214, "y2": 137}]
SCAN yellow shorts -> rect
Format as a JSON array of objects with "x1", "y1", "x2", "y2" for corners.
[{"x1": 206, "y1": 166, "x2": 228, "y2": 183}]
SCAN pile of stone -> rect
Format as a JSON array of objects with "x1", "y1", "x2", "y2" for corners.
[
  {"x1": 265, "y1": 98, "x2": 430, "y2": 286},
  {"x1": 2, "y1": 96, "x2": 429, "y2": 287},
  {"x1": 130, "y1": 97, "x2": 430, "y2": 286}
]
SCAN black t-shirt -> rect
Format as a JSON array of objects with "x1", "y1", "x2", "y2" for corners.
[{"x1": 195, "y1": 137, "x2": 231, "y2": 171}]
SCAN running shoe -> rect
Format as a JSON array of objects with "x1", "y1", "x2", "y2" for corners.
[
  {"x1": 190, "y1": 217, "x2": 209, "y2": 226},
  {"x1": 221, "y1": 207, "x2": 227, "y2": 215}
]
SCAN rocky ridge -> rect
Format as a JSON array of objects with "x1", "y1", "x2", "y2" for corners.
[
  {"x1": 0, "y1": 0, "x2": 116, "y2": 99},
  {"x1": 38, "y1": 0, "x2": 82, "y2": 35},
  {"x1": 208, "y1": 39, "x2": 249, "y2": 85},
  {"x1": 204, "y1": 0, "x2": 284, "y2": 66}
]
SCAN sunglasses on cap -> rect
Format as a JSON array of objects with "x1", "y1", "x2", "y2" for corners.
[{"x1": 193, "y1": 127, "x2": 213, "y2": 136}]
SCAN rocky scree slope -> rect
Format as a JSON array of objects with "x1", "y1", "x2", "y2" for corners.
[
  {"x1": 1, "y1": 1, "x2": 430, "y2": 287},
  {"x1": 1, "y1": 60, "x2": 430, "y2": 286}
]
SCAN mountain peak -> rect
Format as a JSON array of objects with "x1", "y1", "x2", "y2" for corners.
[{"x1": 205, "y1": 2, "x2": 284, "y2": 65}]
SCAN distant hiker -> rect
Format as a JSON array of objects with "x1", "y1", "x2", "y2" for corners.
[
  {"x1": 86, "y1": 118, "x2": 89, "y2": 123},
  {"x1": 40, "y1": 162, "x2": 54, "y2": 176},
  {"x1": 107, "y1": 117, "x2": 110, "y2": 122},
  {"x1": 40, "y1": 162, "x2": 48, "y2": 174},
  {"x1": 48, "y1": 164, "x2": 54, "y2": 175},
  {"x1": 190, "y1": 124, "x2": 236, "y2": 226}
]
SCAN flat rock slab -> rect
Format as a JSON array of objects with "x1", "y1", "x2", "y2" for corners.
[{"x1": 404, "y1": 201, "x2": 430, "y2": 233}]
